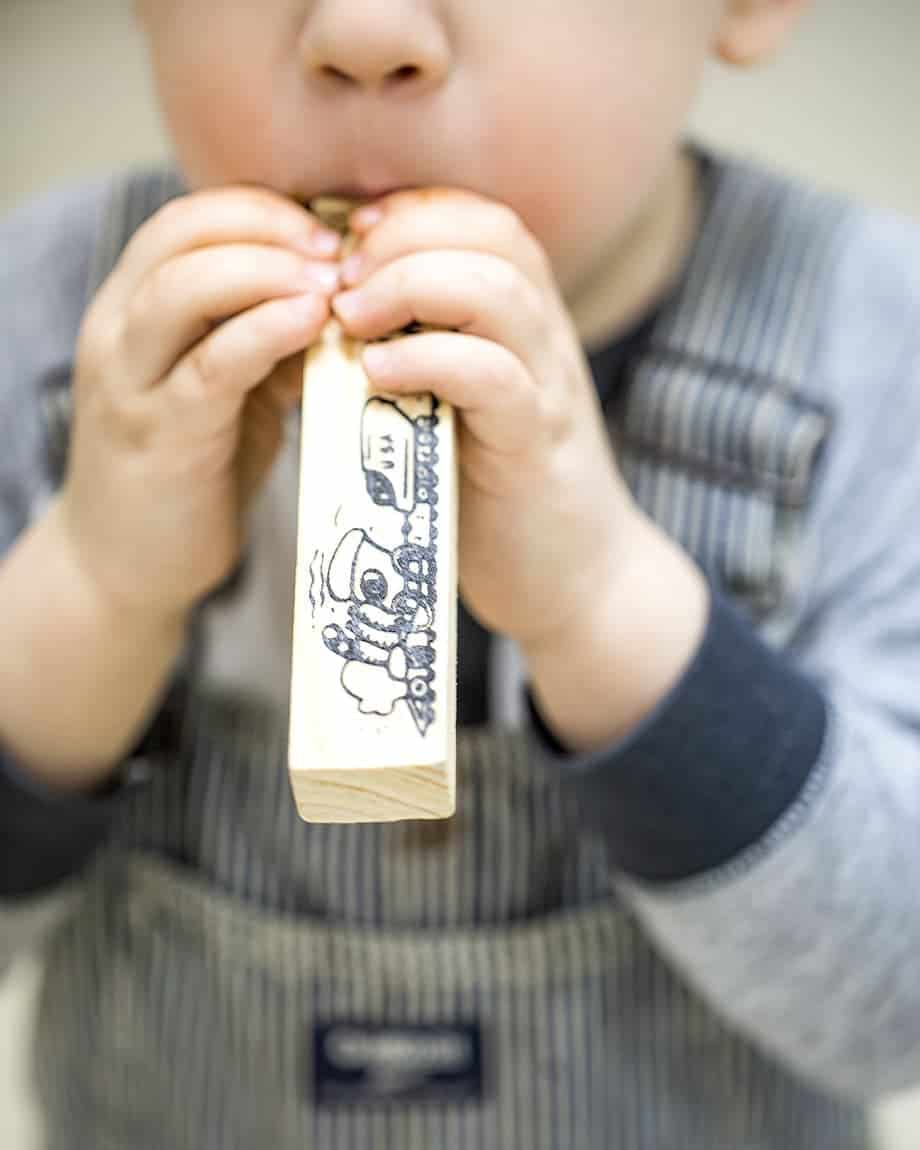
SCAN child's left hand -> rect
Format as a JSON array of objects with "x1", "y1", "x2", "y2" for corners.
[{"x1": 332, "y1": 189, "x2": 641, "y2": 649}]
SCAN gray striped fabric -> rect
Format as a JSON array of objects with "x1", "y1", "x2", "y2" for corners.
[
  {"x1": 29, "y1": 155, "x2": 869, "y2": 1148},
  {"x1": 615, "y1": 161, "x2": 839, "y2": 616},
  {"x1": 35, "y1": 703, "x2": 866, "y2": 1149}
]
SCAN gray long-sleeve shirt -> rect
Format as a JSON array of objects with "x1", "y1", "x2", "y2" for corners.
[{"x1": 1, "y1": 150, "x2": 919, "y2": 1148}]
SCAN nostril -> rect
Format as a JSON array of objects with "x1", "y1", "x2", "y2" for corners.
[
  {"x1": 314, "y1": 61, "x2": 427, "y2": 90},
  {"x1": 385, "y1": 64, "x2": 422, "y2": 86},
  {"x1": 320, "y1": 64, "x2": 356, "y2": 86}
]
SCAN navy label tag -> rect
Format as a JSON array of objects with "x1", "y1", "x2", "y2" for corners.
[{"x1": 313, "y1": 1021, "x2": 484, "y2": 1106}]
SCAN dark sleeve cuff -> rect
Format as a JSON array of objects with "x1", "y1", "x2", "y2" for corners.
[
  {"x1": 0, "y1": 693, "x2": 181, "y2": 898},
  {"x1": 527, "y1": 587, "x2": 829, "y2": 882}
]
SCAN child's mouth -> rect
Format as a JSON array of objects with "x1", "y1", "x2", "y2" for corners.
[{"x1": 304, "y1": 185, "x2": 415, "y2": 208}]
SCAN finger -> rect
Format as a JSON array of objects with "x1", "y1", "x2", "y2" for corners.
[
  {"x1": 361, "y1": 331, "x2": 540, "y2": 455},
  {"x1": 111, "y1": 186, "x2": 342, "y2": 297},
  {"x1": 156, "y1": 291, "x2": 330, "y2": 439},
  {"x1": 332, "y1": 250, "x2": 550, "y2": 370},
  {"x1": 344, "y1": 188, "x2": 552, "y2": 293},
  {"x1": 236, "y1": 354, "x2": 306, "y2": 504},
  {"x1": 119, "y1": 243, "x2": 339, "y2": 386},
  {"x1": 237, "y1": 385, "x2": 287, "y2": 507},
  {"x1": 263, "y1": 352, "x2": 308, "y2": 411}
]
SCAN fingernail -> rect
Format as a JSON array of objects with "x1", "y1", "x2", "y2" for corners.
[
  {"x1": 341, "y1": 252, "x2": 366, "y2": 286},
  {"x1": 351, "y1": 204, "x2": 384, "y2": 231},
  {"x1": 297, "y1": 262, "x2": 341, "y2": 291},
  {"x1": 332, "y1": 289, "x2": 365, "y2": 322},
  {"x1": 362, "y1": 343, "x2": 393, "y2": 376},
  {"x1": 289, "y1": 293, "x2": 325, "y2": 321},
  {"x1": 303, "y1": 228, "x2": 342, "y2": 257}
]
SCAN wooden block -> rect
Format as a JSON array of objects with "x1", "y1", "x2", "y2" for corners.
[{"x1": 288, "y1": 315, "x2": 458, "y2": 823}]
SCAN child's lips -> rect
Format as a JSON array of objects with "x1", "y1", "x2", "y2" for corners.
[
  {"x1": 331, "y1": 186, "x2": 395, "y2": 200},
  {"x1": 302, "y1": 184, "x2": 424, "y2": 235},
  {"x1": 305, "y1": 184, "x2": 416, "y2": 207}
]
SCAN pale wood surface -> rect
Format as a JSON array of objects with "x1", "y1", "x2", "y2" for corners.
[{"x1": 288, "y1": 321, "x2": 458, "y2": 822}]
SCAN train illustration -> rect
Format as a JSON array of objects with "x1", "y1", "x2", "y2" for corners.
[{"x1": 317, "y1": 395, "x2": 442, "y2": 736}]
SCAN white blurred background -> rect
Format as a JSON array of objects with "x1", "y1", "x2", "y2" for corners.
[{"x1": 1, "y1": 0, "x2": 919, "y2": 1146}]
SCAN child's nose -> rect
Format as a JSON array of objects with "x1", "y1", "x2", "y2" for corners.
[{"x1": 300, "y1": 0, "x2": 451, "y2": 96}]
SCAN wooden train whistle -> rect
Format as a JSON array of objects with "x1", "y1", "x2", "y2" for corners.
[{"x1": 288, "y1": 199, "x2": 458, "y2": 823}]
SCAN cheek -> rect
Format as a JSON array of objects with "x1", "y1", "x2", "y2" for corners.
[
  {"x1": 157, "y1": 72, "x2": 277, "y2": 190},
  {"x1": 479, "y1": 12, "x2": 711, "y2": 290},
  {"x1": 484, "y1": 92, "x2": 664, "y2": 285},
  {"x1": 144, "y1": 11, "x2": 286, "y2": 190}
]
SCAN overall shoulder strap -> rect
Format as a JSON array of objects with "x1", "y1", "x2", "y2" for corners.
[
  {"x1": 617, "y1": 152, "x2": 850, "y2": 617},
  {"x1": 493, "y1": 160, "x2": 851, "y2": 725},
  {"x1": 85, "y1": 167, "x2": 187, "y2": 300}
]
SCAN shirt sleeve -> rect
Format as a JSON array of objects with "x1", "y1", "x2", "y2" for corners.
[
  {"x1": 529, "y1": 212, "x2": 920, "y2": 1101},
  {"x1": 0, "y1": 750, "x2": 120, "y2": 899},
  {"x1": 0, "y1": 176, "x2": 124, "y2": 955},
  {"x1": 527, "y1": 585, "x2": 827, "y2": 881},
  {"x1": 0, "y1": 729, "x2": 161, "y2": 900}
]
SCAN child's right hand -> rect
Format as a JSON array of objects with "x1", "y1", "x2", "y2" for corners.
[{"x1": 58, "y1": 187, "x2": 342, "y2": 622}]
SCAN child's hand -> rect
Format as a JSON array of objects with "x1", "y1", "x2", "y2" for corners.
[
  {"x1": 333, "y1": 190, "x2": 639, "y2": 648},
  {"x1": 60, "y1": 188, "x2": 342, "y2": 620}
]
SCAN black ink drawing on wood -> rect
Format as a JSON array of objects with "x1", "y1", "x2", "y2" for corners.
[{"x1": 317, "y1": 394, "x2": 441, "y2": 735}]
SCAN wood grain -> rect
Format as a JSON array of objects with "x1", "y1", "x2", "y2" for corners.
[{"x1": 288, "y1": 229, "x2": 458, "y2": 822}]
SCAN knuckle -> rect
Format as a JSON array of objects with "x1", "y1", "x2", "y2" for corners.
[
  {"x1": 387, "y1": 258, "x2": 419, "y2": 311},
  {"x1": 247, "y1": 301, "x2": 286, "y2": 348},
  {"x1": 538, "y1": 364, "x2": 572, "y2": 444},
  {"x1": 74, "y1": 299, "x2": 104, "y2": 368},
  {"x1": 216, "y1": 184, "x2": 304, "y2": 240},
  {"x1": 186, "y1": 338, "x2": 221, "y2": 393},
  {"x1": 540, "y1": 388, "x2": 567, "y2": 443},
  {"x1": 119, "y1": 295, "x2": 146, "y2": 356},
  {"x1": 77, "y1": 295, "x2": 123, "y2": 374},
  {"x1": 488, "y1": 201, "x2": 521, "y2": 239},
  {"x1": 394, "y1": 254, "x2": 417, "y2": 293},
  {"x1": 527, "y1": 237, "x2": 554, "y2": 284},
  {"x1": 484, "y1": 255, "x2": 522, "y2": 305},
  {"x1": 219, "y1": 183, "x2": 278, "y2": 211},
  {"x1": 220, "y1": 186, "x2": 278, "y2": 230},
  {"x1": 515, "y1": 361, "x2": 541, "y2": 415},
  {"x1": 482, "y1": 342, "x2": 521, "y2": 397},
  {"x1": 488, "y1": 202, "x2": 550, "y2": 282},
  {"x1": 252, "y1": 187, "x2": 297, "y2": 226},
  {"x1": 156, "y1": 194, "x2": 192, "y2": 230},
  {"x1": 132, "y1": 195, "x2": 189, "y2": 250},
  {"x1": 77, "y1": 356, "x2": 153, "y2": 451},
  {"x1": 131, "y1": 260, "x2": 170, "y2": 323},
  {"x1": 502, "y1": 205, "x2": 536, "y2": 256},
  {"x1": 104, "y1": 390, "x2": 153, "y2": 451}
]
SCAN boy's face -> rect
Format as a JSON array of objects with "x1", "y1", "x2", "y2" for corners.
[{"x1": 135, "y1": 1, "x2": 762, "y2": 300}]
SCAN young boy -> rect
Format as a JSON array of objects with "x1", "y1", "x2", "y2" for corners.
[{"x1": 2, "y1": 1, "x2": 919, "y2": 1146}]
